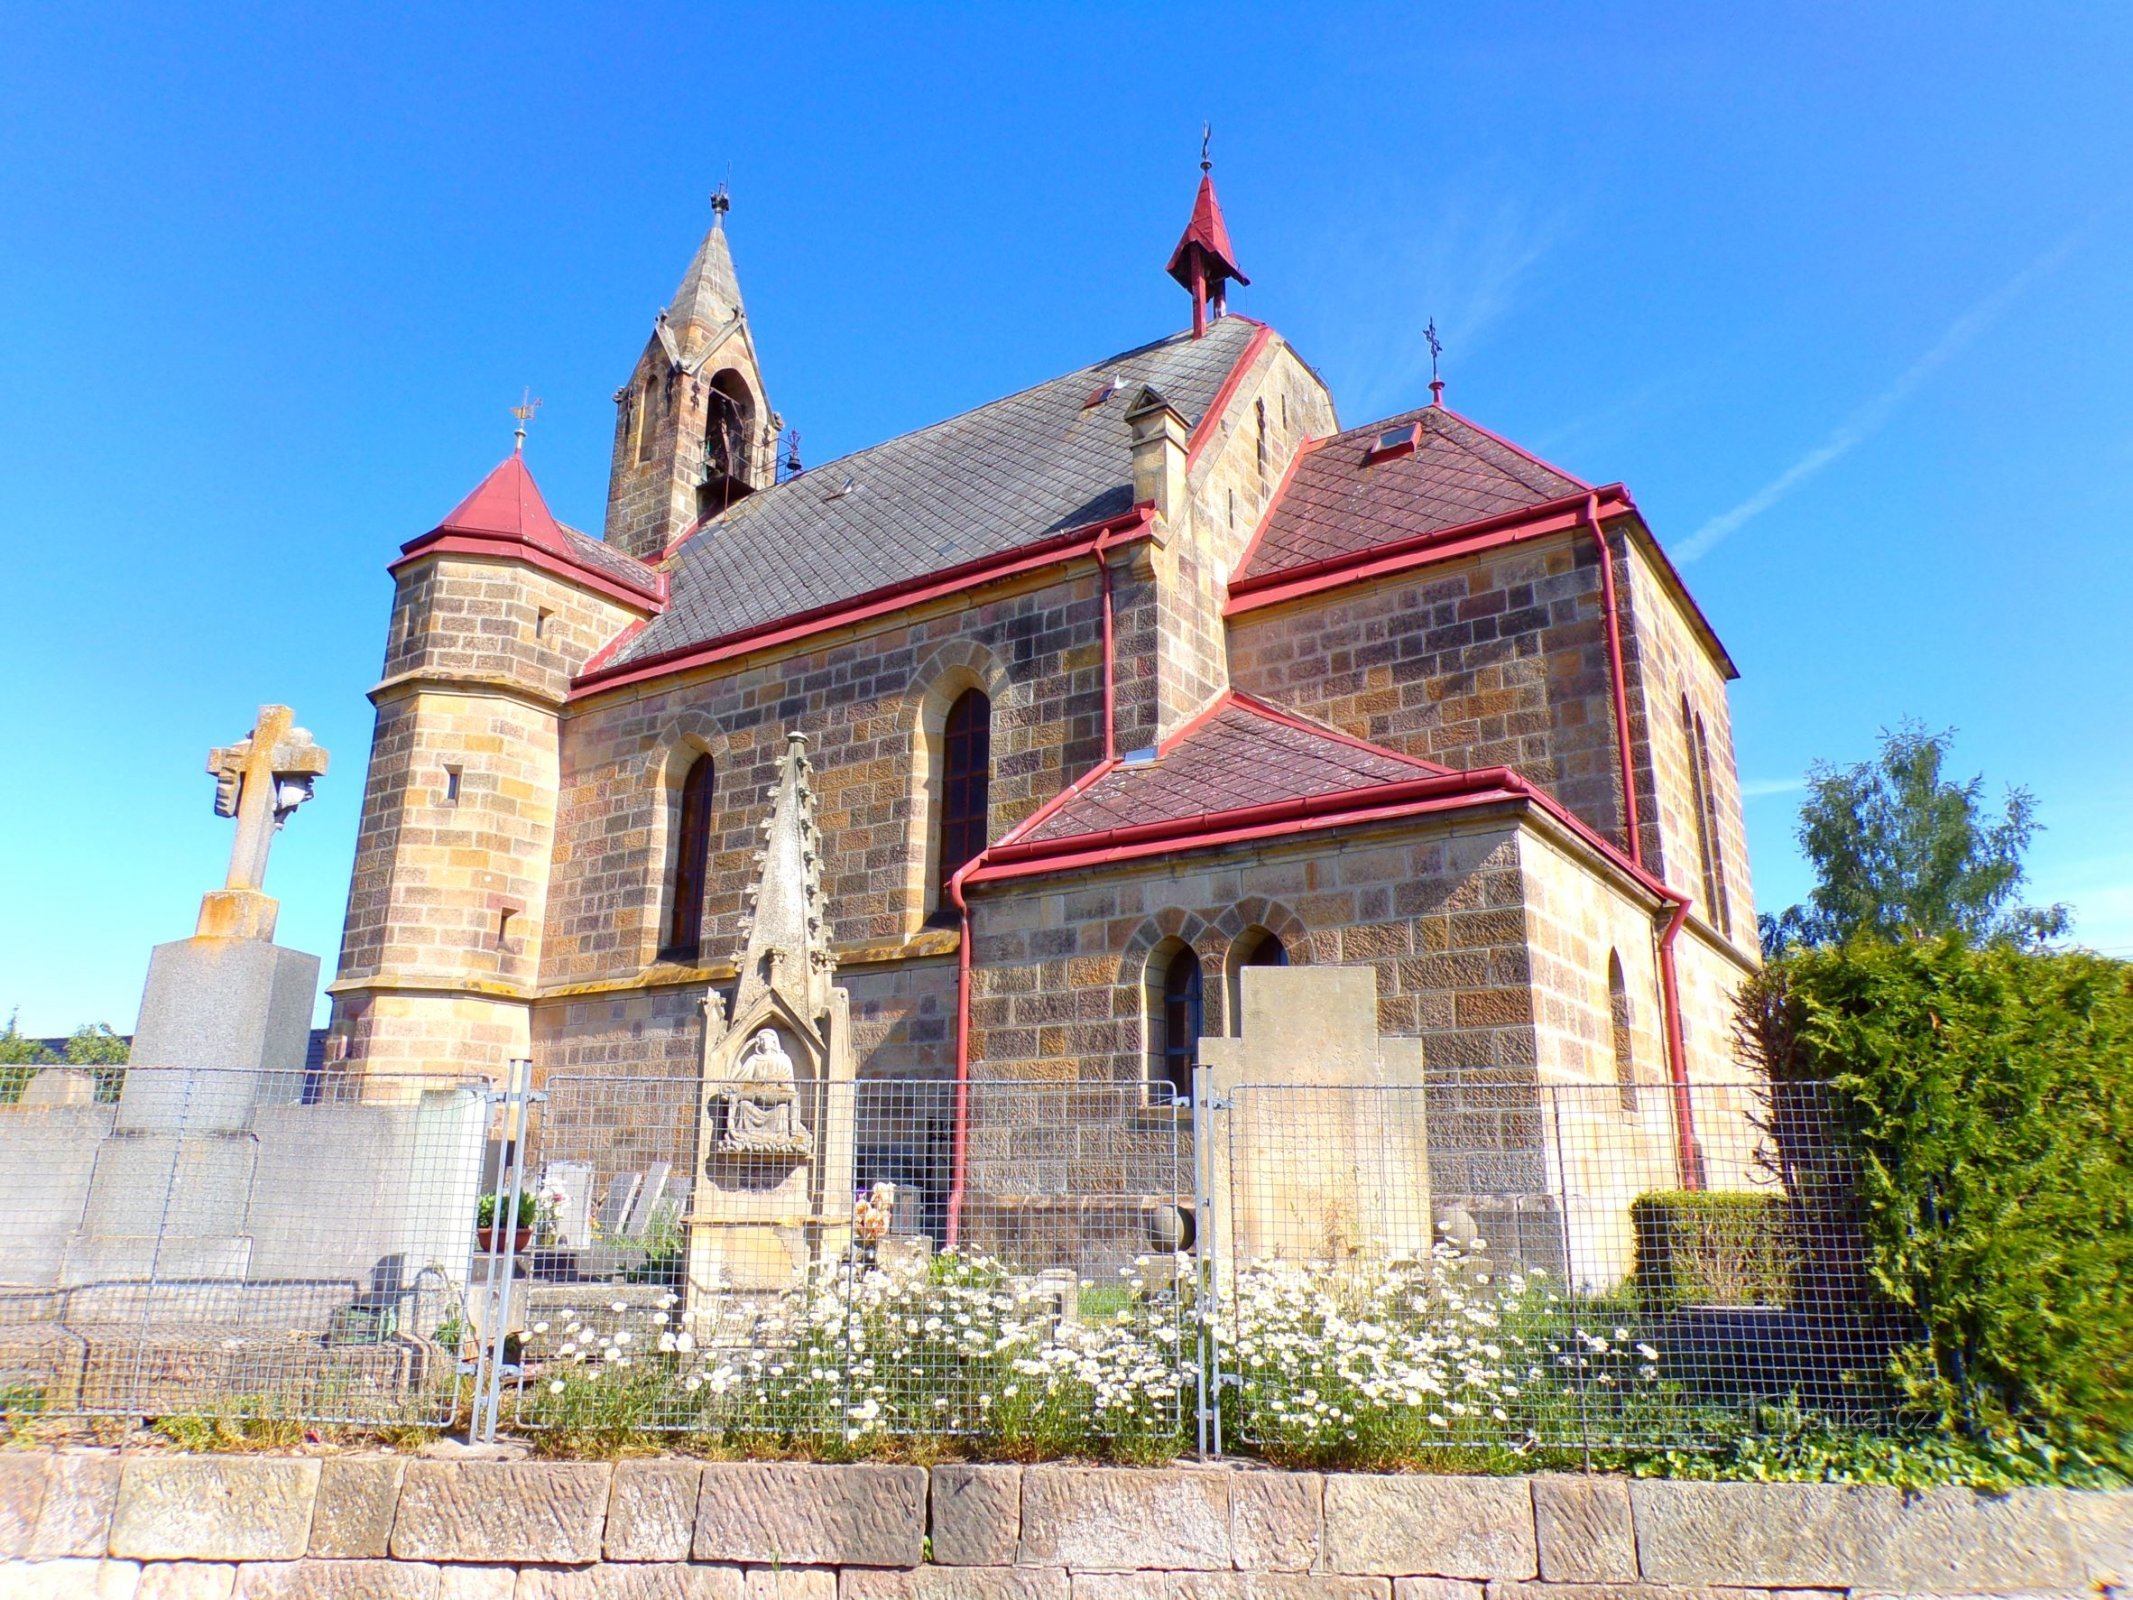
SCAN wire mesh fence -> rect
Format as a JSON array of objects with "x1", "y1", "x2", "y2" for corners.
[
  {"x1": 500, "y1": 1075, "x2": 1196, "y2": 1447},
  {"x1": 1206, "y1": 1078, "x2": 1901, "y2": 1458},
  {"x1": 0, "y1": 1062, "x2": 494, "y2": 1429},
  {"x1": 0, "y1": 1057, "x2": 1905, "y2": 1457}
]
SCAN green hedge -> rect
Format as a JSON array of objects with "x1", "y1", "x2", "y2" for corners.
[
  {"x1": 1743, "y1": 938, "x2": 2133, "y2": 1466},
  {"x1": 1631, "y1": 1190, "x2": 1794, "y2": 1308}
]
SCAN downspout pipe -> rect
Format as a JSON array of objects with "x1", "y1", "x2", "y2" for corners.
[
  {"x1": 946, "y1": 532, "x2": 1128, "y2": 1244},
  {"x1": 1096, "y1": 528, "x2": 1118, "y2": 762},
  {"x1": 1584, "y1": 490, "x2": 1701, "y2": 1186},
  {"x1": 1655, "y1": 895, "x2": 1705, "y2": 1188},
  {"x1": 1584, "y1": 491, "x2": 1643, "y2": 869}
]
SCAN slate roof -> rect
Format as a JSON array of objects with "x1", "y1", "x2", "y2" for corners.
[
  {"x1": 558, "y1": 522, "x2": 661, "y2": 593},
  {"x1": 1020, "y1": 695, "x2": 1447, "y2": 846},
  {"x1": 606, "y1": 316, "x2": 1263, "y2": 667},
  {"x1": 1236, "y1": 404, "x2": 1587, "y2": 583}
]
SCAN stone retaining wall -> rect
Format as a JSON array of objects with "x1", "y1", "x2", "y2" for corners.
[{"x1": 2, "y1": 1453, "x2": 2128, "y2": 1598}]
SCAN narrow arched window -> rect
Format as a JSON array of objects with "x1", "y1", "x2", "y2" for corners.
[
  {"x1": 1681, "y1": 695, "x2": 1721, "y2": 924},
  {"x1": 1692, "y1": 711, "x2": 1732, "y2": 935},
  {"x1": 664, "y1": 754, "x2": 715, "y2": 961},
  {"x1": 1607, "y1": 951, "x2": 1636, "y2": 1113},
  {"x1": 1157, "y1": 947, "x2": 1204, "y2": 1100},
  {"x1": 936, "y1": 689, "x2": 991, "y2": 904},
  {"x1": 1226, "y1": 928, "x2": 1288, "y2": 1034},
  {"x1": 637, "y1": 373, "x2": 661, "y2": 463}
]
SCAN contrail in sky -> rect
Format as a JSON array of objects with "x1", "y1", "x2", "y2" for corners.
[{"x1": 1676, "y1": 229, "x2": 2087, "y2": 564}]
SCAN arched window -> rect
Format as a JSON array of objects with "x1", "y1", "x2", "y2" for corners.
[
  {"x1": 636, "y1": 373, "x2": 662, "y2": 463},
  {"x1": 1692, "y1": 710, "x2": 1732, "y2": 935},
  {"x1": 1681, "y1": 695, "x2": 1722, "y2": 926},
  {"x1": 1226, "y1": 928, "x2": 1288, "y2": 1034},
  {"x1": 663, "y1": 754, "x2": 715, "y2": 961},
  {"x1": 935, "y1": 689, "x2": 991, "y2": 906},
  {"x1": 1153, "y1": 946, "x2": 1204, "y2": 1100},
  {"x1": 1607, "y1": 951, "x2": 1636, "y2": 1112}
]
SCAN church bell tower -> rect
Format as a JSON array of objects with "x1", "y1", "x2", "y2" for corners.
[{"x1": 604, "y1": 191, "x2": 779, "y2": 562}]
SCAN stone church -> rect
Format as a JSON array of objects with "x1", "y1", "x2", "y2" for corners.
[{"x1": 325, "y1": 171, "x2": 1757, "y2": 1193}]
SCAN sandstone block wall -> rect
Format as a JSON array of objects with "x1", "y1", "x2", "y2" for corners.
[
  {"x1": 6, "y1": 1453, "x2": 2127, "y2": 1598},
  {"x1": 1618, "y1": 542, "x2": 1754, "y2": 959},
  {"x1": 964, "y1": 818, "x2": 1541, "y2": 1093},
  {"x1": 1227, "y1": 533, "x2": 1631, "y2": 852},
  {"x1": 550, "y1": 563, "x2": 1150, "y2": 987}
]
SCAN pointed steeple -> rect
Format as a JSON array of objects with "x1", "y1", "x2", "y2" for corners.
[
  {"x1": 663, "y1": 189, "x2": 747, "y2": 357},
  {"x1": 732, "y1": 731, "x2": 835, "y2": 1023},
  {"x1": 1166, "y1": 129, "x2": 1250, "y2": 339},
  {"x1": 604, "y1": 189, "x2": 780, "y2": 561}
]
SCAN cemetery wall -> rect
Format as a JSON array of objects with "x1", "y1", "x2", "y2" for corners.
[{"x1": 5, "y1": 1452, "x2": 2128, "y2": 1597}]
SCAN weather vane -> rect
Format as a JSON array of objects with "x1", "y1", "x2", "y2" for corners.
[
  {"x1": 1425, "y1": 318, "x2": 1445, "y2": 405},
  {"x1": 511, "y1": 387, "x2": 542, "y2": 453},
  {"x1": 711, "y1": 177, "x2": 731, "y2": 220},
  {"x1": 1200, "y1": 122, "x2": 1213, "y2": 174}
]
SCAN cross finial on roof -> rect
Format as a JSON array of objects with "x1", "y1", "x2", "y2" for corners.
[
  {"x1": 510, "y1": 387, "x2": 543, "y2": 453},
  {"x1": 1425, "y1": 319, "x2": 1445, "y2": 406}
]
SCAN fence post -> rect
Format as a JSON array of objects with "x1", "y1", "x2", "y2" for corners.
[
  {"x1": 469, "y1": 1057, "x2": 542, "y2": 1445},
  {"x1": 1191, "y1": 1065, "x2": 1221, "y2": 1460}
]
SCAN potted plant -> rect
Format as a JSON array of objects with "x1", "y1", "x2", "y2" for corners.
[{"x1": 475, "y1": 1190, "x2": 538, "y2": 1254}]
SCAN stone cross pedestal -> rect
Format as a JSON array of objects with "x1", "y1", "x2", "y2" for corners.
[
  {"x1": 1196, "y1": 965, "x2": 1432, "y2": 1272},
  {"x1": 64, "y1": 705, "x2": 331, "y2": 1283}
]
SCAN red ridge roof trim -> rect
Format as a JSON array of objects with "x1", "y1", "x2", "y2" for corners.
[
  {"x1": 571, "y1": 505, "x2": 1156, "y2": 698},
  {"x1": 1226, "y1": 432, "x2": 1324, "y2": 584},
  {"x1": 1434, "y1": 403, "x2": 1594, "y2": 493},
  {"x1": 1185, "y1": 322, "x2": 1275, "y2": 470},
  {"x1": 967, "y1": 757, "x2": 1692, "y2": 925},
  {"x1": 1224, "y1": 487, "x2": 1634, "y2": 615},
  {"x1": 1226, "y1": 691, "x2": 1456, "y2": 775},
  {"x1": 391, "y1": 534, "x2": 667, "y2": 611}
]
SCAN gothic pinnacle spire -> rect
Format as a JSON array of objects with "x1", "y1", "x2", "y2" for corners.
[
  {"x1": 665, "y1": 192, "x2": 748, "y2": 349},
  {"x1": 731, "y1": 731, "x2": 834, "y2": 1023}
]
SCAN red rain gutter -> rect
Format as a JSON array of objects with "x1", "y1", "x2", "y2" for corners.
[
  {"x1": 392, "y1": 534, "x2": 667, "y2": 612},
  {"x1": 573, "y1": 506, "x2": 1155, "y2": 698},
  {"x1": 964, "y1": 759, "x2": 1706, "y2": 1190},
  {"x1": 1584, "y1": 492, "x2": 1643, "y2": 871},
  {"x1": 1225, "y1": 487, "x2": 1634, "y2": 616},
  {"x1": 1579, "y1": 490, "x2": 1700, "y2": 1184},
  {"x1": 945, "y1": 751, "x2": 1124, "y2": 1247},
  {"x1": 1094, "y1": 527, "x2": 1118, "y2": 762}
]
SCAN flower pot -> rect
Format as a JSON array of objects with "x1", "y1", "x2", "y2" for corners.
[{"x1": 477, "y1": 1226, "x2": 534, "y2": 1255}]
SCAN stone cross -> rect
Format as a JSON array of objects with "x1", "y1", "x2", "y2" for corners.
[{"x1": 198, "y1": 704, "x2": 329, "y2": 940}]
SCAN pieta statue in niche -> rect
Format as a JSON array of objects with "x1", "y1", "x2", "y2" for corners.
[{"x1": 715, "y1": 1026, "x2": 814, "y2": 1155}]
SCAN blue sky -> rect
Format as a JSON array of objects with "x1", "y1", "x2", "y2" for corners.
[{"x1": 3, "y1": 4, "x2": 2129, "y2": 1035}]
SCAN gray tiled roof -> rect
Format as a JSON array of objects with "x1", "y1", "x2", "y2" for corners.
[
  {"x1": 607, "y1": 317, "x2": 1261, "y2": 667},
  {"x1": 557, "y1": 522, "x2": 661, "y2": 594}
]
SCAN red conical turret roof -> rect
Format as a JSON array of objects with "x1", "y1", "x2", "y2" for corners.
[
  {"x1": 1166, "y1": 174, "x2": 1250, "y2": 291},
  {"x1": 423, "y1": 451, "x2": 573, "y2": 560}
]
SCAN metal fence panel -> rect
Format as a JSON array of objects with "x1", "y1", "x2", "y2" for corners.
[
  {"x1": 504, "y1": 1075, "x2": 1195, "y2": 1446},
  {"x1": 1207, "y1": 1079, "x2": 1901, "y2": 1457},
  {"x1": 0, "y1": 1063, "x2": 493, "y2": 1429}
]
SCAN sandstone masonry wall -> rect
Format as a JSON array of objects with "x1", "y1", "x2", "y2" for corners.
[
  {"x1": 965, "y1": 816, "x2": 1541, "y2": 1095},
  {"x1": 1226, "y1": 530, "x2": 1632, "y2": 854},
  {"x1": 5, "y1": 1452, "x2": 2126, "y2": 1598}
]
